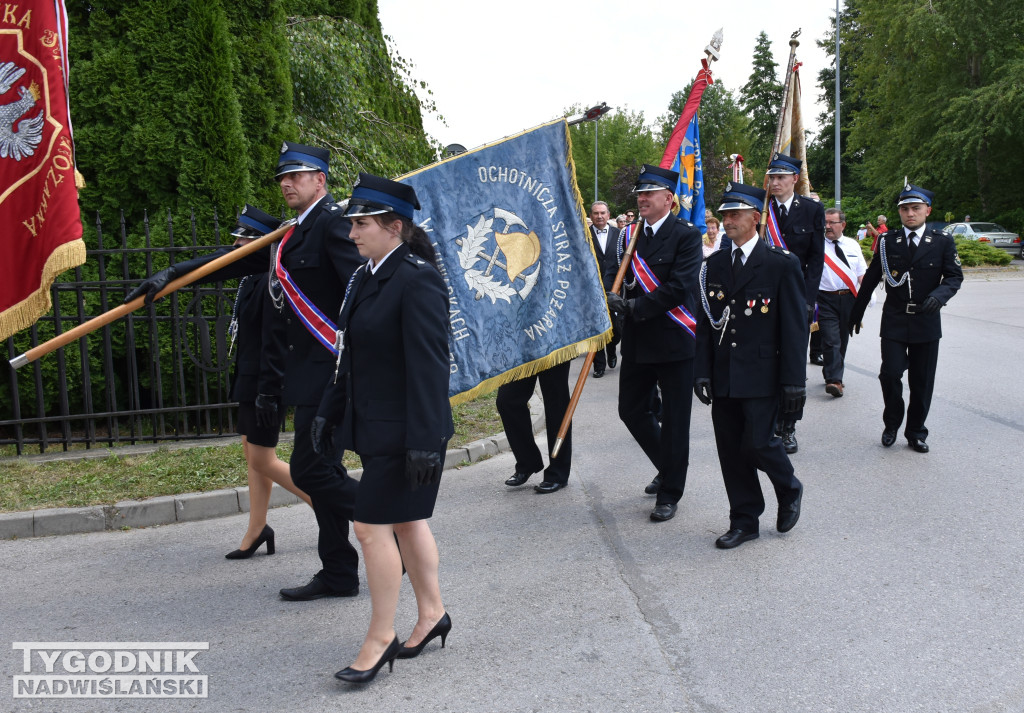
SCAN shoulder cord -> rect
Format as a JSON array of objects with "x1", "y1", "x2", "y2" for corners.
[
  {"x1": 699, "y1": 262, "x2": 731, "y2": 345},
  {"x1": 878, "y1": 234, "x2": 912, "y2": 300},
  {"x1": 227, "y1": 276, "x2": 249, "y2": 358},
  {"x1": 332, "y1": 264, "x2": 365, "y2": 383},
  {"x1": 268, "y1": 243, "x2": 286, "y2": 311}
]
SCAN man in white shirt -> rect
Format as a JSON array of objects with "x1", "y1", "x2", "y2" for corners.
[
  {"x1": 816, "y1": 208, "x2": 867, "y2": 397},
  {"x1": 589, "y1": 200, "x2": 620, "y2": 377}
]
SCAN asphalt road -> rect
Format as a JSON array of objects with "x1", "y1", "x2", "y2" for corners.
[{"x1": 2, "y1": 269, "x2": 1023, "y2": 713}]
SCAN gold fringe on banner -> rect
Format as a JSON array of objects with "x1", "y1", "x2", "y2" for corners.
[
  {"x1": 0, "y1": 239, "x2": 87, "y2": 342},
  {"x1": 449, "y1": 333, "x2": 610, "y2": 406}
]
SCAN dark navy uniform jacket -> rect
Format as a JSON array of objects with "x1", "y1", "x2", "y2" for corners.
[
  {"x1": 695, "y1": 238, "x2": 808, "y2": 398},
  {"x1": 851, "y1": 226, "x2": 963, "y2": 343},
  {"x1": 174, "y1": 195, "x2": 363, "y2": 407},
  {"x1": 323, "y1": 243, "x2": 454, "y2": 457},
  {"x1": 604, "y1": 214, "x2": 703, "y2": 363},
  {"x1": 775, "y1": 194, "x2": 826, "y2": 307},
  {"x1": 230, "y1": 273, "x2": 284, "y2": 402}
]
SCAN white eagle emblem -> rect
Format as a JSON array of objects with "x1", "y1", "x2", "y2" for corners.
[{"x1": 0, "y1": 61, "x2": 44, "y2": 161}]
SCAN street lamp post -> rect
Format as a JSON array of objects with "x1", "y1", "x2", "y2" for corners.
[{"x1": 834, "y1": 0, "x2": 842, "y2": 209}]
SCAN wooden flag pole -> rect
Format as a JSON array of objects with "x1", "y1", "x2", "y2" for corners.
[
  {"x1": 758, "y1": 29, "x2": 801, "y2": 238},
  {"x1": 8, "y1": 222, "x2": 294, "y2": 370},
  {"x1": 551, "y1": 225, "x2": 640, "y2": 458}
]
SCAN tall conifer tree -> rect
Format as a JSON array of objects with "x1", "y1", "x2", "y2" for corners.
[{"x1": 741, "y1": 31, "x2": 783, "y2": 173}]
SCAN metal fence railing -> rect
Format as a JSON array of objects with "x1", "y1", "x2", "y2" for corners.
[{"x1": 2, "y1": 209, "x2": 256, "y2": 455}]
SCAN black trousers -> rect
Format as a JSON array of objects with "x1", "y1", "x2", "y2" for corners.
[
  {"x1": 592, "y1": 326, "x2": 620, "y2": 372},
  {"x1": 809, "y1": 328, "x2": 822, "y2": 359},
  {"x1": 496, "y1": 360, "x2": 572, "y2": 484},
  {"x1": 817, "y1": 290, "x2": 856, "y2": 385},
  {"x1": 617, "y1": 357, "x2": 693, "y2": 505},
  {"x1": 879, "y1": 337, "x2": 940, "y2": 441},
  {"x1": 712, "y1": 395, "x2": 802, "y2": 531},
  {"x1": 289, "y1": 405, "x2": 359, "y2": 592}
]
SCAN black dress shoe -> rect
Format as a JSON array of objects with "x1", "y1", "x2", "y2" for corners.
[
  {"x1": 644, "y1": 475, "x2": 662, "y2": 495},
  {"x1": 908, "y1": 438, "x2": 929, "y2": 453},
  {"x1": 782, "y1": 430, "x2": 798, "y2": 454},
  {"x1": 715, "y1": 529, "x2": 759, "y2": 549},
  {"x1": 650, "y1": 502, "x2": 677, "y2": 521},
  {"x1": 881, "y1": 428, "x2": 898, "y2": 447},
  {"x1": 504, "y1": 471, "x2": 533, "y2": 486},
  {"x1": 534, "y1": 481, "x2": 566, "y2": 494},
  {"x1": 225, "y1": 524, "x2": 275, "y2": 559},
  {"x1": 334, "y1": 637, "x2": 400, "y2": 684},
  {"x1": 280, "y1": 575, "x2": 358, "y2": 601},
  {"x1": 777, "y1": 486, "x2": 802, "y2": 533},
  {"x1": 608, "y1": 354, "x2": 617, "y2": 369},
  {"x1": 397, "y1": 612, "x2": 452, "y2": 659},
  {"x1": 593, "y1": 368, "x2": 605, "y2": 379},
  {"x1": 810, "y1": 354, "x2": 824, "y2": 365}
]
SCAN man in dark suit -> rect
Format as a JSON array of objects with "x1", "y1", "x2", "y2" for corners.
[
  {"x1": 849, "y1": 183, "x2": 963, "y2": 453},
  {"x1": 765, "y1": 152, "x2": 825, "y2": 454},
  {"x1": 605, "y1": 165, "x2": 703, "y2": 522},
  {"x1": 589, "y1": 201, "x2": 621, "y2": 378},
  {"x1": 694, "y1": 182, "x2": 806, "y2": 549},
  {"x1": 126, "y1": 142, "x2": 364, "y2": 600}
]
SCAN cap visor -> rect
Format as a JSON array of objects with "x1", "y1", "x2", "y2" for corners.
[
  {"x1": 718, "y1": 201, "x2": 758, "y2": 212},
  {"x1": 274, "y1": 165, "x2": 321, "y2": 179},
  {"x1": 342, "y1": 202, "x2": 391, "y2": 218}
]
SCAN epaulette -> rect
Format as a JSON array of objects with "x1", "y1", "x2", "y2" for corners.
[
  {"x1": 405, "y1": 253, "x2": 428, "y2": 268},
  {"x1": 766, "y1": 245, "x2": 792, "y2": 257},
  {"x1": 327, "y1": 202, "x2": 340, "y2": 212}
]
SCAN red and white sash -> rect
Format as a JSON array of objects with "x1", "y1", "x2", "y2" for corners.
[
  {"x1": 274, "y1": 226, "x2": 341, "y2": 355},
  {"x1": 630, "y1": 250, "x2": 697, "y2": 339},
  {"x1": 823, "y1": 247, "x2": 859, "y2": 297}
]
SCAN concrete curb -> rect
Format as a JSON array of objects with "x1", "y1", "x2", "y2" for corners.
[{"x1": 0, "y1": 395, "x2": 544, "y2": 540}]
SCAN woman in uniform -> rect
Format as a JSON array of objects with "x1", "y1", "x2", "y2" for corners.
[
  {"x1": 224, "y1": 206, "x2": 311, "y2": 559},
  {"x1": 312, "y1": 175, "x2": 453, "y2": 684}
]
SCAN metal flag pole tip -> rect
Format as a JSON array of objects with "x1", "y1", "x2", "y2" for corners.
[
  {"x1": 10, "y1": 354, "x2": 29, "y2": 370},
  {"x1": 551, "y1": 437, "x2": 564, "y2": 459}
]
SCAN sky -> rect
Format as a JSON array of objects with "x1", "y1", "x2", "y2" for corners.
[{"x1": 377, "y1": 0, "x2": 842, "y2": 153}]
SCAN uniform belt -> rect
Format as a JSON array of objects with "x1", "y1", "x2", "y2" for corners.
[{"x1": 821, "y1": 289, "x2": 851, "y2": 295}]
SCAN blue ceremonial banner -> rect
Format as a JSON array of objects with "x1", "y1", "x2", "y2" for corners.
[
  {"x1": 667, "y1": 113, "x2": 708, "y2": 237},
  {"x1": 399, "y1": 119, "x2": 612, "y2": 403}
]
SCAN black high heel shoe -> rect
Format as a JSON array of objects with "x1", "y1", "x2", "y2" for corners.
[
  {"x1": 334, "y1": 637, "x2": 400, "y2": 683},
  {"x1": 225, "y1": 525, "x2": 275, "y2": 559},
  {"x1": 396, "y1": 612, "x2": 451, "y2": 659}
]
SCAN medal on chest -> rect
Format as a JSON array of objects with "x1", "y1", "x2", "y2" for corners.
[
  {"x1": 761, "y1": 298, "x2": 771, "y2": 314},
  {"x1": 745, "y1": 300, "x2": 754, "y2": 316}
]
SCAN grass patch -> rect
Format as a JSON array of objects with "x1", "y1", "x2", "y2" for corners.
[{"x1": 0, "y1": 391, "x2": 500, "y2": 513}]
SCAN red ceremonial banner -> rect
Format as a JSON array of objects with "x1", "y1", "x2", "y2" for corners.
[{"x1": 0, "y1": 0, "x2": 84, "y2": 341}]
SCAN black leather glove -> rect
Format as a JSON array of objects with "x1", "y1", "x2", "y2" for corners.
[
  {"x1": 606, "y1": 291, "x2": 633, "y2": 332},
  {"x1": 405, "y1": 449, "x2": 443, "y2": 487},
  {"x1": 310, "y1": 416, "x2": 337, "y2": 458},
  {"x1": 693, "y1": 378, "x2": 712, "y2": 406},
  {"x1": 919, "y1": 296, "x2": 942, "y2": 315},
  {"x1": 781, "y1": 385, "x2": 806, "y2": 414},
  {"x1": 254, "y1": 393, "x2": 278, "y2": 429},
  {"x1": 125, "y1": 266, "x2": 177, "y2": 306},
  {"x1": 807, "y1": 303, "x2": 815, "y2": 324},
  {"x1": 848, "y1": 316, "x2": 862, "y2": 338}
]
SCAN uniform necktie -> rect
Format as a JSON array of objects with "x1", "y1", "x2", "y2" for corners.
[
  {"x1": 732, "y1": 249, "x2": 744, "y2": 277},
  {"x1": 777, "y1": 202, "x2": 788, "y2": 222},
  {"x1": 908, "y1": 231, "x2": 918, "y2": 258},
  {"x1": 831, "y1": 240, "x2": 851, "y2": 268},
  {"x1": 645, "y1": 225, "x2": 654, "y2": 240}
]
